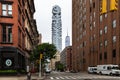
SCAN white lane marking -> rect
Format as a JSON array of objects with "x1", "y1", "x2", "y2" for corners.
[
  {"x1": 56, "y1": 77, "x2": 59, "y2": 79},
  {"x1": 50, "y1": 77, "x2": 54, "y2": 79},
  {"x1": 69, "y1": 76, "x2": 76, "y2": 79},
  {"x1": 65, "y1": 76, "x2": 70, "y2": 79},
  {"x1": 59, "y1": 76, "x2": 64, "y2": 79}
]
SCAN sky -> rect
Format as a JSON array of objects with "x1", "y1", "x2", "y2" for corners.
[{"x1": 34, "y1": 0, "x2": 72, "y2": 50}]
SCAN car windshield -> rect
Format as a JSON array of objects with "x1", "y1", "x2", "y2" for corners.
[{"x1": 112, "y1": 67, "x2": 119, "y2": 70}]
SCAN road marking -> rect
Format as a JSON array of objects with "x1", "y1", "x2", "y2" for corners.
[
  {"x1": 50, "y1": 77, "x2": 54, "y2": 79},
  {"x1": 59, "y1": 77, "x2": 64, "y2": 79},
  {"x1": 69, "y1": 76, "x2": 76, "y2": 79},
  {"x1": 56, "y1": 77, "x2": 59, "y2": 79},
  {"x1": 49, "y1": 75, "x2": 120, "y2": 80},
  {"x1": 65, "y1": 76, "x2": 70, "y2": 79}
]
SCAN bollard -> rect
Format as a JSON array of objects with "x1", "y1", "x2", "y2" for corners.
[{"x1": 27, "y1": 72, "x2": 31, "y2": 80}]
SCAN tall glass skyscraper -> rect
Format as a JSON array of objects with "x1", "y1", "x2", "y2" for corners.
[
  {"x1": 65, "y1": 33, "x2": 70, "y2": 47},
  {"x1": 52, "y1": 5, "x2": 62, "y2": 51}
]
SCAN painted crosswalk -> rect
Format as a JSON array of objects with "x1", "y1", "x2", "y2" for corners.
[
  {"x1": 49, "y1": 76, "x2": 120, "y2": 80},
  {"x1": 50, "y1": 76, "x2": 76, "y2": 79}
]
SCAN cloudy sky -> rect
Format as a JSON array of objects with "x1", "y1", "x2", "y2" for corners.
[{"x1": 34, "y1": 0, "x2": 72, "y2": 50}]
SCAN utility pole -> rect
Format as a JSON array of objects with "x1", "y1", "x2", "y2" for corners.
[{"x1": 39, "y1": 54, "x2": 42, "y2": 77}]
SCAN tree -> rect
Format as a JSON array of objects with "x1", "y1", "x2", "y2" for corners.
[
  {"x1": 30, "y1": 43, "x2": 57, "y2": 63},
  {"x1": 55, "y1": 61, "x2": 65, "y2": 71}
]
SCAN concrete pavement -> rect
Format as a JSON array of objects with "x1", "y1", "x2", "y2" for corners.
[{"x1": 0, "y1": 73, "x2": 45, "y2": 80}]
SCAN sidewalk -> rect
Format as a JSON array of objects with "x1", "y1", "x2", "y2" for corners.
[{"x1": 0, "y1": 73, "x2": 45, "y2": 80}]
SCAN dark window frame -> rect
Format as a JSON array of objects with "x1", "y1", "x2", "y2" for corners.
[
  {"x1": 2, "y1": 25, "x2": 13, "y2": 43},
  {"x1": 112, "y1": 49, "x2": 116, "y2": 58},
  {"x1": 104, "y1": 52, "x2": 107, "y2": 59},
  {"x1": 99, "y1": 53, "x2": 102, "y2": 60}
]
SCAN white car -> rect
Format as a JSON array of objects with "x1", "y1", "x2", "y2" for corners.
[
  {"x1": 45, "y1": 69, "x2": 51, "y2": 73},
  {"x1": 88, "y1": 66, "x2": 97, "y2": 74}
]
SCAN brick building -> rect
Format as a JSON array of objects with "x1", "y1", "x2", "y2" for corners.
[
  {"x1": 60, "y1": 46, "x2": 72, "y2": 71},
  {"x1": 72, "y1": 0, "x2": 120, "y2": 71},
  {"x1": 0, "y1": 0, "x2": 39, "y2": 72}
]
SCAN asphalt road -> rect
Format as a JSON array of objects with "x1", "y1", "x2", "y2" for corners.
[{"x1": 45, "y1": 71, "x2": 120, "y2": 80}]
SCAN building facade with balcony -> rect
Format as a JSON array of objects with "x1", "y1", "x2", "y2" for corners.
[
  {"x1": 72, "y1": 0, "x2": 120, "y2": 71},
  {"x1": 0, "y1": 0, "x2": 39, "y2": 73}
]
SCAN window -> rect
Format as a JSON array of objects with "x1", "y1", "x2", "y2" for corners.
[
  {"x1": 100, "y1": 15, "x2": 103, "y2": 22},
  {"x1": 112, "y1": 49, "x2": 116, "y2": 58},
  {"x1": 94, "y1": 12, "x2": 95, "y2": 18},
  {"x1": 2, "y1": 4, "x2": 12, "y2": 16},
  {"x1": 104, "y1": 40, "x2": 107, "y2": 47},
  {"x1": 100, "y1": 42, "x2": 103, "y2": 47},
  {"x1": 22, "y1": 34, "x2": 25, "y2": 48},
  {"x1": 93, "y1": 34, "x2": 96, "y2": 40},
  {"x1": 103, "y1": 66, "x2": 106, "y2": 69},
  {"x1": 18, "y1": 28, "x2": 21, "y2": 45},
  {"x1": 90, "y1": 24, "x2": 92, "y2": 30},
  {"x1": 2, "y1": 25, "x2": 12, "y2": 43},
  {"x1": 99, "y1": 53, "x2": 102, "y2": 60},
  {"x1": 105, "y1": 13, "x2": 107, "y2": 18},
  {"x1": 90, "y1": 36, "x2": 93, "y2": 42},
  {"x1": 104, "y1": 26, "x2": 107, "y2": 34},
  {"x1": 113, "y1": 36, "x2": 116, "y2": 43},
  {"x1": 83, "y1": 58, "x2": 86, "y2": 63},
  {"x1": 18, "y1": 7, "x2": 21, "y2": 21},
  {"x1": 90, "y1": 0, "x2": 92, "y2": 5},
  {"x1": 100, "y1": 29, "x2": 102, "y2": 35},
  {"x1": 93, "y1": 2, "x2": 95, "y2": 8},
  {"x1": 112, "y1": 20, "x2": 116, "y2": 28},
  {"x1": 90, "y1": 7, "x2": 92, "y2": 12},
  {"x1": 90, "y1": 16, "x2": 92, "y2": 22},
  {"x1": 93, "y1": 21, "x2": 95, "y2": 27},
  {"x1": 104, "y1": 52, "x2": 107, "y2": 59}
]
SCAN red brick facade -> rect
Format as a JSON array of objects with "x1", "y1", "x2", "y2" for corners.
[
  {"x1": 60, "y1": 46, "x2": 72, "y2": 71},
  {"x1": 72, "y1": 0, "x2": 120, "y2": 72},
  {"x1": 0, "y1": 0, "x2": 39, "y2": 72}
]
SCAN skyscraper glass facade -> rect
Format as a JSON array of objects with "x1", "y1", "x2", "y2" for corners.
[{"x1": 52, "y1": 5, "x2": 62, "y2": 51}]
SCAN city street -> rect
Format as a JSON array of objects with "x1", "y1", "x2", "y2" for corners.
[
  {"x1": 0, "y1": 71, "x2": 120, "y2": 80},
  {"x1": 45, "y1": 71, "x2": 120, "y2": 80}
]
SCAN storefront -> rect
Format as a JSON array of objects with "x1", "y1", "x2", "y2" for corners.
[{"x1": 0, "y1": 46, "x2": 26, "y2": 72}]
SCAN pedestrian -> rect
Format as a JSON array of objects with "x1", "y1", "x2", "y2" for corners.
[{"x1": 27, "y1": 72, "x2": 31, "y2": 80}]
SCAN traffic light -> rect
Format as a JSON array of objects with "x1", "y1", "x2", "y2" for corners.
[
  {"x1": 110, "y1": 0, "x2": 118, "y2": 11},
  {"x1": 100, "y1": 0, "x2": 107, "y2": 14}
]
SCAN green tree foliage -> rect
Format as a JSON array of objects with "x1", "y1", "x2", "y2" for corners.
[
  {"x1": 30, "y1": 43, "x2": 57, "y2": 63},
  {"x1": 55, "y1": 61, "x2": 65, "y2": 71}
]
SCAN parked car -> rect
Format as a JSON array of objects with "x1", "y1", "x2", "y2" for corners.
[
  {"x1": 88, "y1": 66, "x2": 97, "y2": 74},
  {"x1": 45, "y1": 69, "x2": 51, "y2": 73}
]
